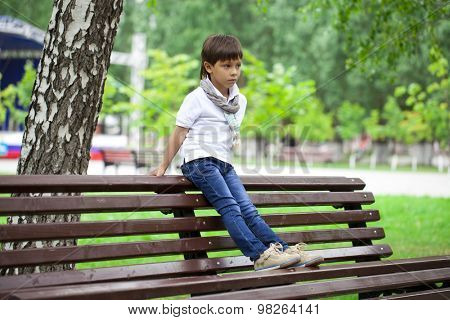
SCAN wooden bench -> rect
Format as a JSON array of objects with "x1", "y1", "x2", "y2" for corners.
[
  {"x1": 101, "y1": 149, "x2": 161, "y2": 173},
  {"x1": 101, "y1": 149, "x2": 140, "y2": 173},
  {"x1": 279, "y1": 146, "x2": 335, "y2": 164},
  {"x1": 0, "y1": 175, "x2": 448, "y2": 300},
  {"x1": 133, "y1": 148, "x2": 164, "y2": 170}
]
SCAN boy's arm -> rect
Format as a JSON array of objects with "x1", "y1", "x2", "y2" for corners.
[{"x1": 149, "y1": 125, "x2": 189, "y2": 176}]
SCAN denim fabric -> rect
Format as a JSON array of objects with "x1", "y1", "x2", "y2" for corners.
[{"x1": 180, "y1": 156, "x2": 289, "y2": 261}]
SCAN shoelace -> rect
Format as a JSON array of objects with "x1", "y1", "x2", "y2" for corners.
[
  {"x1": 273, "y1": 242, "x2": 284, "y2": 253},
  {"x1": 292, "y1": 242, "x2": 307, "y2": 253},
  {"x1": 267, "y1": 242, "x2": 284, "y2": 256}
]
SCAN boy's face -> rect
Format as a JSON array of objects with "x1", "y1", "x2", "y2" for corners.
[{"x1": 204, "y1": 58, "x2": 242, "y2": 94}]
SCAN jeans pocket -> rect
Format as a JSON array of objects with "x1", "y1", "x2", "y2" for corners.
[
  {"x1": 182, "y1": 159, "x2": 207, "y2": 179},
  {"x1": 193, "y1": 158, "x2": 219, "y2": 178},
  {"x1": 180, "y1": 162, "x2": 194, "y2": 178},
  {"x1": 193, "y1": 171, "x2": 222, "y2": 199}
]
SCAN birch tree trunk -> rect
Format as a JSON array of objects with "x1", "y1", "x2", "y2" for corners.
[{"x1": 1, "y1": 0, "x2": 124, "y2": 275}]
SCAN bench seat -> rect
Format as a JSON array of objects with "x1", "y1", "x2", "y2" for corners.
[
  {"x1": 0, "y1": 175, "x2": 448, "y2": 300},
  {"x1": 2, "y1": 256, "x2": 448, "y2": 300}
]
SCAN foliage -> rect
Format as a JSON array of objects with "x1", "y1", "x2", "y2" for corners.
[
  {"x1": 241, "y1": 52, "x2": 334, "y2": 142},
  {"x1": 393, "y1": 47, "x2": 449, "y2": 148},
  {"x1": 103, "y1": 48, "x2": 335, "y2": 143},
  {"x1": 362, "y1": 109, "x2": 383, "y2": 142},
  {"x1": 0, "y1": 61, "x2": 35, "y2": 124},
  {"x1": 299, "y1": 0, "x2": 450, "y2": 73},
  {"x1": 2, "y1": 46, "x2": 447, "y2": 151},
  {"x1": 0, "y1": 80, "x2": 15, "y2": 124},
  {"x1": 2, "y1": 0, "x2": 449, "y2": 120},
  {"x1": 380, "y1": 95, "x2": 405, "y2": 143},
  {"x1": 1, "y1": 0, "x2": 448, "y2": 149},
  {"x1": 0, "y1": 71, "x2": 10, "y2": 122},
  {"x1": 0, "y1": 0, "x2": 52, "y2": 32},
  {"x1": 115, "y1": 50, "x2": 198, "y2": 136},
  {"x1": 335, "y1": 101, "x2": 365, "y2": 141},
  {"x1": 100, "y1": 76, "x2": 132, "y2": 119}
]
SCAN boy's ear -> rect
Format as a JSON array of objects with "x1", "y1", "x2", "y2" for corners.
[{"x1": 204, "y1": 61, "x2": 213, "y2": 73}]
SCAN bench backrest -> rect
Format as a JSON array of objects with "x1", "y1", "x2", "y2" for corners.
[
  {"x1": 132, "y1": 149, "x2": 163, "y2": 168},
  {"x1": 0, "y1": 175, "x2": 392, "y2": 293},
  {"x1": 100, "y1": 149, "x2": 135, "y2": 166}
]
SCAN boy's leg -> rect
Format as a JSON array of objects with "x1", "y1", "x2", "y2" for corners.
[
  {"x1": 222, "y1": 164, "x2": 290, "y2": 250},
  {"x1": 181, "y1": 158, "x2": 267, "y2": 261}
]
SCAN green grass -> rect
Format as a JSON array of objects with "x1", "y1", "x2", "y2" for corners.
[
  {"x1": 308, "y1": 161, "x2": 442, "y2": 173},
  {"x1": 233, "y1": 156, "x2": 444, "y2": 173},
  {"x1": 1, "y1": 195, "x2": 448, "y2": 299},
  {"x1": 366, "y1": 196, "x2": 450, "y2": 259}
]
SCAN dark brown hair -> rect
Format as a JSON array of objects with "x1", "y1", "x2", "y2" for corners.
[{"x1": 200, "y1": 34, "x2": 243, "y2": 79}]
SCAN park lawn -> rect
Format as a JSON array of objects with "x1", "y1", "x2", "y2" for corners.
[
  {"x1": 0, "y1": 195, "x2": 448, "y2": 299},
  {"x1": 365, "y1": 196, "x2": 450, "y2": 259},
  {"x1": 234, "y1": 156, "x2": 443, "y2": 173}
]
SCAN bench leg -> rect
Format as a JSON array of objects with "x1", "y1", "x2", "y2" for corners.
[
  {"x1": 344, "y1": 203, "x2": 385, "y2": 300},
  {"x1": 171, "y1": 207, "x2": 225, "y2": 298},
  {"x1": 173, "y1": 208, "x2": 209, "y2": 261},
  {"x1": 166, "y1": 192, "x2": 287, "y2": 298},
  {"x1": 374, "y1": 282, "x2": 445, "y2": 299}
]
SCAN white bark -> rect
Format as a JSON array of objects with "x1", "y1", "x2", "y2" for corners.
[{"x1": 1, "y1": 0, "x2": 124, "y2": 276}]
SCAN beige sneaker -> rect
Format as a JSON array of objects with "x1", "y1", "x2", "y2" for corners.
[
  {"x1": 254, "y1": 242, "x2": 302, "y2": 271},
  {"x1": 284, "y1": 242, "x2": 324, "y2": 267}
]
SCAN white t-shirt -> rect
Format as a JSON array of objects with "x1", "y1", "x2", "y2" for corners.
[{"x1": 175, "y1": 78, "x2": 247, "y2": 165}]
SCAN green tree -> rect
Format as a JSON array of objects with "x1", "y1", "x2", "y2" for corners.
[
  {"x1": 3, "y1": 0, "x2": 449, "y2": 119},
  {"x1": 0, "y1": 76, "x2": 15, "y2": 124},
  {"x1": 394, "y1": 48, "x2": 449, "y2": 149},
  {"x1": 335, "y1": 101, "x2": 366, "y2": 141},
  {"x1": 0, "y1": 61, "x2": 35, "y2": 124},
  {"x1": 99, "y1": 77, "x2": 132, "y2": 119},
  {"x1": 0, "y1": 0, "x2": 52, "y2": 30},
  {"x1": 300, "y1": 0, "x2": 450, "y2": 72},
  {"x1": 362, "y1": 109, "x2": 384, "y2": 141},
  {"x1": 381, "y1": 96, "x2": 405, "y2": 150},
  {"x1": 122, "y1": 50, "x2": 198, "y2": 137},
  {"x1": 241, "y1": 52, "x2": 334, "y2": 143},
  {"x1": 399, "y1": 110, "x2": 429, "y2": 145}
]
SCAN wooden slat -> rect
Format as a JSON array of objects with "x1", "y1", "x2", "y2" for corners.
[
  {"x1": 6, "y1": 256, "x2": 450, "y2": 300},
  {"x1": 0, "y1": 228, "x2": 385, "y2": 267},
  {"x1": 190, "y1": 268, "x2": 450, "y2": 300},
  {"x1": 0, "y1": 175, "x2": 366, "y2": 193},
  {"x1": 0, "y1": 210, "x2": 380, "y2": 242},
  {"x1": 0, "y1": 245, "x2": 394, "y2": 294},
  {"x1": 374, "y1": 287, "x2": 450, "y2": 300},
  {"x1": 0, "y1": 245, "x2": 393, "y2": 293},
  {"x1": 0, "y1": 192, "x2": 374, "y2": 216}
]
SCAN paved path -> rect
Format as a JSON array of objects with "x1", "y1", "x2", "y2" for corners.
[{"x1": 1, "y1": 159, "x2": 449, "y2": 197}]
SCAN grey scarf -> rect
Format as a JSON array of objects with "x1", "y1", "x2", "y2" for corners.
[{"x1": 200, "y1": 78, "x2": 241, "y2": 150}]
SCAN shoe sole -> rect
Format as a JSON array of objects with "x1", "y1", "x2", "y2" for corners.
[
  {"x1": 280, "y1": 256, "x2": 302, "y2": 268},
  {"x1": 292, "y1": 256, "x2": 325, "y2": 268},
  {"x1": 255, "y1": 256, "x2": 302, "y2": 272},
  {"x1": 254, "y1": 265, "x2": 281, "y2": 272}
]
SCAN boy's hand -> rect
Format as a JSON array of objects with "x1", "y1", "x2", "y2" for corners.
[
  {"x1": 148, "y1": 125, "x2": 188, "y2": 177},
  {"x1": 149, "y1": 165, "x2": 166, "y2": 176}
]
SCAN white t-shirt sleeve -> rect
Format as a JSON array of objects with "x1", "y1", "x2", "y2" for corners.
[
  {"x1": 237, "y1": 93, "x2": 247, "y2": 125},
  {"x1": 176, "y1": 93, "x2": 202, "y2": 128}
]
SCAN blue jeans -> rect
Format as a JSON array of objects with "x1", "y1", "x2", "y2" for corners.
[{"x1": 180, "y1": 156, "x2": 289, "y2": 261}]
